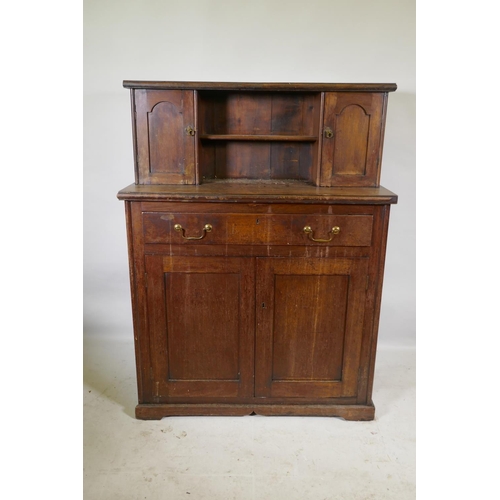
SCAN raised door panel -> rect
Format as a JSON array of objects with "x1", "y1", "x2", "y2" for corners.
[
  {"x1": 144, "y1": 255, "x2": 254, "y2": 400},
  {"x1": 255, "y1": 258, "x2": 369, "y2": 398},
  {"x1": 320, "y1": 92, "x2": 386, "y2": 187},
  {"x1": 135, "y1": 90, "x2": 196, "y2": 185}
]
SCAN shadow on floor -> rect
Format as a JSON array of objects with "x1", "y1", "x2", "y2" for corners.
[{"x1": 83, "y1": 333, "x2": 137, "y2": 418}]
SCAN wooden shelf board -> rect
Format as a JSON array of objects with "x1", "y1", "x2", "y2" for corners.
[
  {"x1": 199, "y1": 134, "x2": 317, "y2": 142},
  {"x1": 117, "y1": 181, "x2": 398, "y2": 205}
]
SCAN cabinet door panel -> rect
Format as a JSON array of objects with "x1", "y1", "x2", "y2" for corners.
[
  {"x1": 135, "y1": 90, "x2": 196, "y2": 185},
  {"x1": 320, "y1": 92, "x2": 385, "y2": 187},
  {"x1": 255, "y1": 258, "x2": 369, "y2": 398},
  {"x1": 145, "y1": 255, "x2": 254, "y2": 400},
  {"x1": 272, "y1": 274, "x2": 348, "y2": 381}
]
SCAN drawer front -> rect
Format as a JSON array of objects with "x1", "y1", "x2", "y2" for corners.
[{"x1": 143, "y1": 212, "x2": 373, "y2": 247}]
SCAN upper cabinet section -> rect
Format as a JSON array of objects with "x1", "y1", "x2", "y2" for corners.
[{"x1": 126, "y1": 82, "x2": 396, "y2": 186}]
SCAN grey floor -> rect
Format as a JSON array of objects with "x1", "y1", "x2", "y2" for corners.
[{"x1": 83, "y1": 336, "x2": 415, "y2": 499}]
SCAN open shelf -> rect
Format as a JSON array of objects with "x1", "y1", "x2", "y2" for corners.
[
  {"x1": 199, "y1": 141, "x2": 315, "y2": 182},
  {"x1": 199, "y1": 134, "x2": 318, "y2": 142},
  {"x1": 197, "y1": 91, "x2": 322, "y2": 184}
]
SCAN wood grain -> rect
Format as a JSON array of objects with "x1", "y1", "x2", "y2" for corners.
[
  {"x1": 199, "y1": 135, "x2": 317, "y2": 141},
  {"x1": 134, "y1": 89, "x2": 196, "y2": 185},
  {"x1": 124, "y1": 81, "x2": 397, "y2": 92},
  {"x1": 255, "y1": 257, "x2": 369, "y2": 399},
  {"x1": 142, "y1": 212, "x2": 373, "y2": 247},
  {"x1": 117, "y1": 182, "x2": 398, "y2": 204},
  {"x1": 135, "y1": 403, "x2": 375, "y2": 420},
  {"x1": 321, "y1": 92, "x2": 385, "y2": 187},
  {"x1": 144, "y1": 255, "x2": 254, "y2": 400},
  {"x1": 197, "y1": 91, "x2": 320, "y2": 182},
  {"x1": 272, "y1": 274, "x2": 348, "y2": 381}
]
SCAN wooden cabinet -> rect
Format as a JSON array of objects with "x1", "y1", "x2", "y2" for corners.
[{"x1": 118, "y1": 81, "x2": 398, "y2": 420}]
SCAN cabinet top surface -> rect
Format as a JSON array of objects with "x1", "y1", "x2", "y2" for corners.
[
  {"x1": 123, "y1": 81, "x2": 397, "y2": 92},
  {"x1": 117, "y1": 181, "x2": 398, "y2": 205}
]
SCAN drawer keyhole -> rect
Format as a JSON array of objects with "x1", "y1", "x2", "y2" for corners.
[{"x1": 256, "y1": 219, "x2": 260, "y2": 224}]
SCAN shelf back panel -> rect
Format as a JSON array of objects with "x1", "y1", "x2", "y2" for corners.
[
  {"x1": 199, "y1": 141, "x2": 313, "y2": 182},
  {"x1": 198, "y1": 91, "x2": 321, "y2": 137}
]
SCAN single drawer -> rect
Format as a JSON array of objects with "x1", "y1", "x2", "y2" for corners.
[{"x1": 142, "y1": 212, "x2": 373, "y2": 247}]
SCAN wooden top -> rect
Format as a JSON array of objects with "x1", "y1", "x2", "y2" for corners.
[
  {"x1": 123, "y1": 81, "x2": 397, "y2": 92},
  {"x1": 117, "y1": 181, "x2": 398, "y2": 205}
]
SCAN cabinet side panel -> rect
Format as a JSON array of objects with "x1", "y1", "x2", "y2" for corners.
[
  {"x1": 357, "y1": 205, "x2": 391, "y2": 404},
  {"x1": 311, "y1": 92, "x2": 325, "y2": 186},
  {"x1": 320, "y1": 92, "x2": 338, "y2": 185},
  {"x1": 130, "y1": 91, "x2": 139, "y2": 184},
  {"x1": 376, "y1": 94, "x2": 389, "y2": 186},
  {"x1": 126, "y1": 202, "x2": 152, "y2": 402},
  {"x1": 366, "y1": 205, "x2": 391, "y2": 403},
  {"x1": 135, "y1": 89, "x2": 151, "y2": 183},
  {"x1": 194, "y1": 90, "x2": 200, "y2": 184}
]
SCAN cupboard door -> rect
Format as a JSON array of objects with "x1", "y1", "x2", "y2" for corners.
[
  {"x1": 255, "y1": 258, "x2": 369, "y2": 398},
  {"x1": 135, "y1": 90, "x2": 196, "y2": 185},
  {"x1": 320, "y1": 92, "x2": 386, "y2": 187},
  {"x1": 144, "y1": 255, "x2": 254, "y2": 400}
]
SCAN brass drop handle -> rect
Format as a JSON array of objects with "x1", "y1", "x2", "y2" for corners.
[
  {"x1": 303, "y1": 225, "x2": 340, "y2": 242},
  {"x1": 174, "y1": 223, "x2": 212, "y2": 240},
  {"x1": 324, "y1": 127, "x2": 334, "y2": 139},
  {"x1": 186, "y1": 126, "x2": 196, "y2": 136}
]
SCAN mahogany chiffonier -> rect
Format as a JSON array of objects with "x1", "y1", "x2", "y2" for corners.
[{"x1": 117, "y1": 81, "x2": 398, "y2": 420}]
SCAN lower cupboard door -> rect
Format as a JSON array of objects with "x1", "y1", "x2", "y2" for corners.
[
  {"x1": 255, "y1": 258, "x2": 369, "y2": 399},
  {"x1": 144, "y1": 255, "x2": 255, "y2": 400}
]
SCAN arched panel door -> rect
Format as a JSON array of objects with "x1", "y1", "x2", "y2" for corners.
[
  {"x1": 135, "y1": 89, "x2": 196, "y2": 184},
  {"x1": 320, "y1": 92, "x2": 386, "y2": 187}
]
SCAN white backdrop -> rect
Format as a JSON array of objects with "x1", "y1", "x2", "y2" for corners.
[{"x1": 83, "y1": 0, "x2": 415, "y2": 347}]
